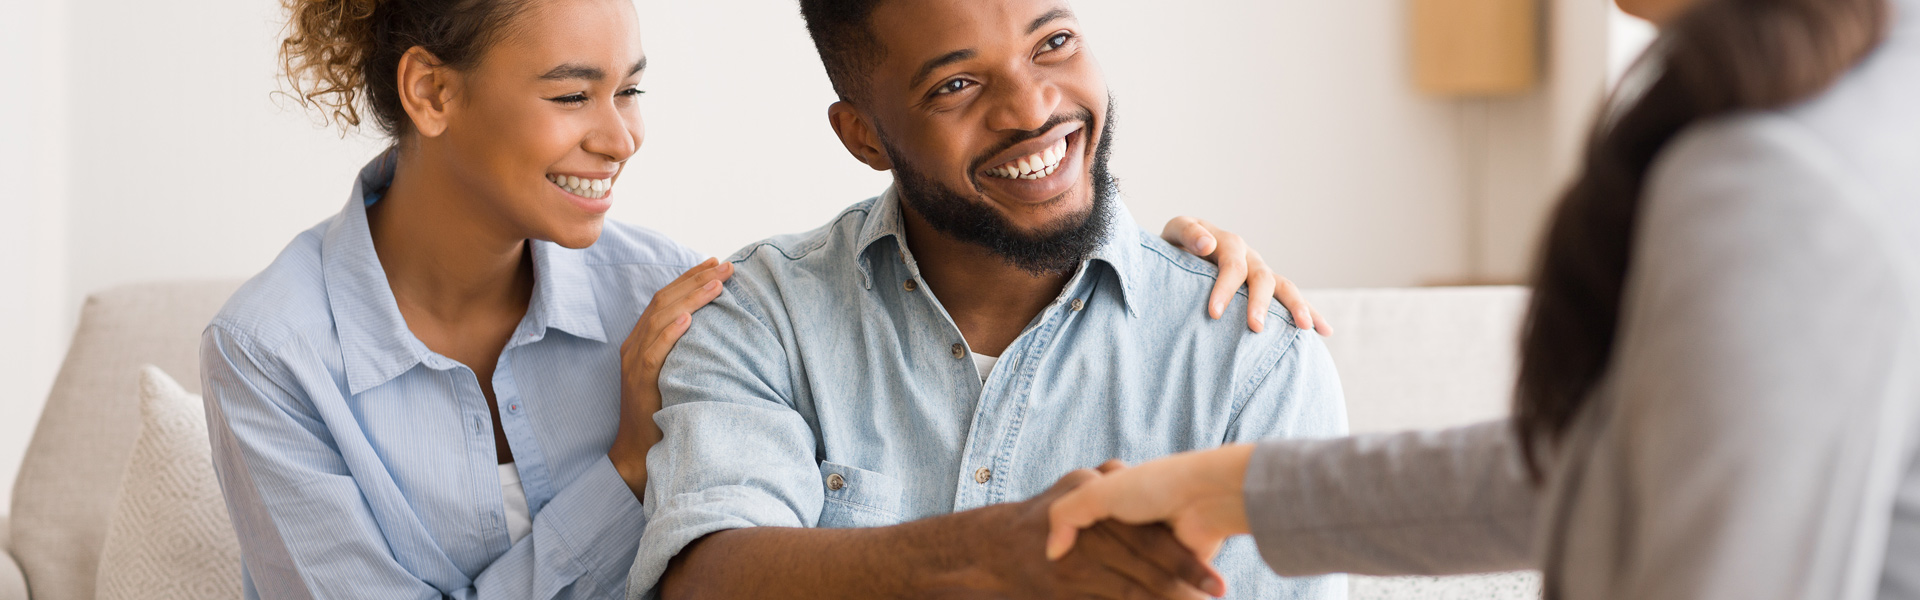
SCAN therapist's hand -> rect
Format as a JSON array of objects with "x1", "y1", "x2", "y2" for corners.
[
  {"x1": 609, "y1": 258, "x2": 734, "y2": 501},
  {"x1": 1162, "y1": 217, "x2": 1332, "y2": 336},
  {"x1": 1046, "y1": 445, "x2": 1259, "y2": 567}
]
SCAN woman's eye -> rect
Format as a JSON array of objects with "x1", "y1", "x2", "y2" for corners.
[
  {"x1": 617, "y1": 88, "x2": 646, "y2": 98},
  {"x1": 550, "y1": 93, "x2": 589, "y2": 105}
]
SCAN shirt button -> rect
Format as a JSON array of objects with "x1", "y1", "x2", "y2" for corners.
[
  {"x1": 950, "y1": 343, "x2": 966, "y2": 359},
  {"x1": 826, "y1": 473, "x2": 846, "y2": 491},
  {"x1": 1071, "y1": 298, "x2": 1085, "y2": 311},
  {"x1": 904, "y1": 280, "x2": 918, "y2": 292},
  {"x1": 974, "y1": 467, "x2": 992, "y2": 484},
  {"x1": 508, "y1": 403, "x2": 520, "y2": 414}
]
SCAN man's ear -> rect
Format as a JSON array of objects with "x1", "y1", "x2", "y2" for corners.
[
  {"x1": 397, "y1": 46, "x2": 456, "y2": 138},
  {"x1": 827, "y1": 101, "x2": 893, "y2": 172}
]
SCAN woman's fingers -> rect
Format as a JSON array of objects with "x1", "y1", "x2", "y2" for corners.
[
  {"x1": 1207, "y1": 233, "x2": 1250, "y2": 321},
  {"x1": 1310, "y1": 307, "x2": 1333, "y2": 336},
  {"x1": 1244, "y1": 254, "x2": 1276, "y2": 333},
  {"x1": 1271, "y1": 276, "x2": 1317, "y2": 334},
  {"x1": 1161, "y1": 217, "x2": 1218, "y2": 257}
]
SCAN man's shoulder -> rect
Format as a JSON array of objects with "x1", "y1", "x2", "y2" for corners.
[
  {"x1": 723, "y1": 197, "x2": 883, "y2": 282},
  {"x1": 1113, "y1": 226, "x2": 1299, "y2": 332}
]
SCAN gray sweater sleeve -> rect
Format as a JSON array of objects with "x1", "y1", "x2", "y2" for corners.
[{"x1": 1243, "y1": 421, "x2": 1538, "y2": 576}]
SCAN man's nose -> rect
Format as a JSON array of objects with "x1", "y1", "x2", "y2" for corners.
[{"x1": 984, "y1": 75, "x2": 1061, "y2": 133}]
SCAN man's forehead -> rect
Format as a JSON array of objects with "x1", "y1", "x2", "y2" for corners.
[{"x1": 868, "y1": 0, "x2": 1076, "y2": 69}]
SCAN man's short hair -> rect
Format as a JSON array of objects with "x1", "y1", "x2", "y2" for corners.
[{"x1": 797, "y1": 0, "x2": 886, "y2": 103}]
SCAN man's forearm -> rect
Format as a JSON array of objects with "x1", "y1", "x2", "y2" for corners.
[{"x1": 659, "y1": 507, "x2": 1005, "y2": 600}]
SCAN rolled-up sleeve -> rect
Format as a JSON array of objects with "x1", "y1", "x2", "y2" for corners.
[{"x1": 627, "y1": 276, "x2": 823, "y2": 596}]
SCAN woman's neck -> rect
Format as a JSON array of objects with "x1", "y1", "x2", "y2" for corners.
[{"x1": 369, "y1": 147, "x2": 535, "y2": 325}]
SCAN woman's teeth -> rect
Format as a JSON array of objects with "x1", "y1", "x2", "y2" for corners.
[
  {"x1": 986, "y1": 137, "x2": 1070, "y2": 180},
  {"x1": 547, "y1": 174, "x2": 612, "y2": 199}
]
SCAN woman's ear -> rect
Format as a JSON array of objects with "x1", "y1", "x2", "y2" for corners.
[
  {"x1": 397, "y1": 46, "x2": 456, "y2": 138},
  {"x1": 827, "y1": 102, "x2": 893, "y2": 172}
]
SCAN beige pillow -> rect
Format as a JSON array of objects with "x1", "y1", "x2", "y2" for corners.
[{"x1": 94, "y1": 366, "x2": 241, "y2": 599}]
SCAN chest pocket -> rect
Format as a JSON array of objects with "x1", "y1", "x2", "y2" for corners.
[{"x1": 817, "y1": 461, "x2": 906, "y2": 528}]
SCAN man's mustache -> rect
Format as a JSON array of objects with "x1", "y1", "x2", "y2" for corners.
[{"x1": 968, "y1": 107, "x2": 1098, "y2": 175}]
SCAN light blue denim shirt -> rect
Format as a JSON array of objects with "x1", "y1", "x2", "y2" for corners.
[
  {"x1": 203, "y1": 152, "x2": 703, "y2": 599},
  {"x1": 631, "y1": 190, "x2": 1349, "y2": 599}
]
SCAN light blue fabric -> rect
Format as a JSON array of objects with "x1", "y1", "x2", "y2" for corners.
[
  {"x1": 203, "y1": 152, "x2": 704, "y2": 599},
  {"x1": 631, "y1": 190, "x2": 1350, "y2": 599}
]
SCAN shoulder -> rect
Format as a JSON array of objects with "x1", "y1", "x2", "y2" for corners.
[
  {"x1": 1118, "y1": 226, "x2": 1299, "y2": 330},
  {"x1": 209, "y1": 221, "x2": 336, "y2": 353},
  {"x1": 586, "y1": 219, "x2": 705, "y2": 269},
  {"x1": 724, "y1": 199, "x2": 877, "y2": 270}
]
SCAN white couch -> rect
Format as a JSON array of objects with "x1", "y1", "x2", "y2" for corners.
[{"x1": 0, "y1": 281, "x2": 1539, "y2": 599}]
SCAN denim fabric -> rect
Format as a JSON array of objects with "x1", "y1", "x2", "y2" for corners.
[
  {"x1": 631, "y1": 190, "x2": 1349, "y2": 599},
  {"x1": 203, "y1": 152, "x2": 703, "y2": 599}
]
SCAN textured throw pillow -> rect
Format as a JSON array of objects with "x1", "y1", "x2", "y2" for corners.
[{"x1": 94, "y1": 366, "x2": 241, "y2": 600}]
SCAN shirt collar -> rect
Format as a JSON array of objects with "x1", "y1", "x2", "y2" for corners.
[
  {"x1": 854, "y1": 185, "x2": 1140, "y2": 317},
  {"x1": 323, "y1": 151, "x2": 607, "y2": 395}
]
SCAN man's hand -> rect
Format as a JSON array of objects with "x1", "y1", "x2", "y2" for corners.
[{"x1": 977, "y1": 464, "x2": 1228, "y2": 599}]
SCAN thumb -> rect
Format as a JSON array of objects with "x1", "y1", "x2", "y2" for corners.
[{"x1": 1044, "y1": 485, "x2": 1110, "y2": 560}]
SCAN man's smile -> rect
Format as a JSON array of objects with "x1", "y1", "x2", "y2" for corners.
[{"x1": 974, "y1": 123, "x2": 1086, "y2": 204}]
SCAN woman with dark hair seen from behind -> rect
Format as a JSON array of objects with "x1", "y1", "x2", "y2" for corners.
[
  {"x1": 202, "y1": 0, "x2": 1325, "y2": 596},
  {"x1": 1048, "y1": 0, "x2": 1920, "y2": 597}
]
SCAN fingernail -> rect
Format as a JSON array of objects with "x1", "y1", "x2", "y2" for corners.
[
  {"x1": 1211, "y1": 302, "x2": 1224, "y2": 318},
  {"x1": 1253, "y1": 314, "x2": 1265, "y2": 330},
  {"x1": 1204, "y1": 577, "x2": 1226, "y2": 597}
]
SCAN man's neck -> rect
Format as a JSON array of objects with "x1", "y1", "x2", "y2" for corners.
[
  {"x1": 368, "y1": 146, "x2": 535, "y2": 326},
  {"x1": 900, "y1": 204, "x2": 1074, "y2": 357}
]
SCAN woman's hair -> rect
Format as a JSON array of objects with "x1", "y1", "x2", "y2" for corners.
[
  {"x1": 1514, "y1": 0, "x2": 1890, "y2": 478},
  {"x1": 279, "y1": 0, "x2": 529, "y2": 137}
]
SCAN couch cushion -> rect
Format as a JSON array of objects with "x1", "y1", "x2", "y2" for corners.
[
  {"x1": 95, "y1": 366, "x2": 241, "y2": 600},
  {"x1": 1307, "y1": 287, "x2": 1539, "y2": 598},
  {"x1": 10, "y1": 281, "x2": 241, "y2": 600},
  {"x1": 1307, "y1": 287, "x2": 1529, "y2": 433}
]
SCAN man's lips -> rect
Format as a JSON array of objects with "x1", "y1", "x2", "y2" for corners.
[{"x1": 977, "y1": 122, "x2": 1086, "y2": 180}]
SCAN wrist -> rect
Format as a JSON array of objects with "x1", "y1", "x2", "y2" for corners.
[
  {"x1": 898, "y1": 505, "x2": 1016, "y2": 594},
  {"x1": 1206, "y1": 444, "x2": 1257, "y2": 536}
]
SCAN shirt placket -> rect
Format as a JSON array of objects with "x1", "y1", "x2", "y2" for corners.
[
  {"x1": 494, "y1": 333, "x2": 556, "y2": 515},
  {"x1": 436, "y1": 357, "x2": 511, "y2": 554}
]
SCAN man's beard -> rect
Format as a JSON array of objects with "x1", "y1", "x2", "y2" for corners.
[{"x1": 882, "y1": 97, "x2": 1120, "y2": 276}]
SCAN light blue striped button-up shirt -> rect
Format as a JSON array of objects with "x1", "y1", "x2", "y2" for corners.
[
  {"x1": 203, "y1": 152, "x2": 702, "y2": 599},
  {"x1": 631, "y1": 191, "x2": 1349, "y2": 599}
]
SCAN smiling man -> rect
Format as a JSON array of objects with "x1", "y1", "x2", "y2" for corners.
[{"x1": 626, "y1": 1, "x2": 1347, "y2": 598}]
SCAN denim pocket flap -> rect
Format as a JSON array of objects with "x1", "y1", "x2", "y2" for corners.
[{"x1": 817, "y1": 461, "x2": 905, "y2": 528}]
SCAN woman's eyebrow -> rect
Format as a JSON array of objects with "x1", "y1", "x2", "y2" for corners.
[{"x1": 538, "y1": 57, "x2": 646, "y2": 82}]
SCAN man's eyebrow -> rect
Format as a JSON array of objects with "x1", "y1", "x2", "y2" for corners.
[
  {"x1": 538, "y1": 58, "x2": 647, "y2": 82},
  {"x1": 1027, "y1": 8, "x2": 1074, "y2": 34},
  {"x1": 909, "y1": 49, "x2": 976, "y2": 90}
]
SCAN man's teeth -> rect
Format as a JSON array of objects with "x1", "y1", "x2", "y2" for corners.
[
  {"x1": 547, "y1": 174, "x2": 613, "y2": 199},
  {"x1": 986, "y1": 137, "x2": 1070, "y2": 180}
]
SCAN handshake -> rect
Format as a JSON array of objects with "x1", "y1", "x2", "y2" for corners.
[{"x1": 992, "y1": 445, "x2": 1258, "y2": 600}]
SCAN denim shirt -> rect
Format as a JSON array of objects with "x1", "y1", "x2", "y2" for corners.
[
  {"x1": 630, "y1": 190, "x2": 1349, "y2": 599},
  {"x1": 203, "y1": 152, "x2": 702, "y2": 599}
]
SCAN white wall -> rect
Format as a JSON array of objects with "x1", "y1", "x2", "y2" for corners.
[{"x1": 0, "y1": 0, "x2": 1622, "y2": 506}]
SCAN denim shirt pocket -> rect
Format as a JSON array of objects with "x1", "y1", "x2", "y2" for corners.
[{"x1": 817, "y1": 461, "x2": 906, "y2": 528}]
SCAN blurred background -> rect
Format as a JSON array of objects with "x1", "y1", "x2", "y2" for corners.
[{"x1": 0, "y1": 0, "x2": 1654, "y2": 506}]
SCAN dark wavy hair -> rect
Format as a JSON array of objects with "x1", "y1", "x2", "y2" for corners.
[
  {"x1": 1514, "y1": 0, "x2": 1891, "y2": 478},
  {"x1": 279, "y1": 0, "x2": 531, "y2": 137}
]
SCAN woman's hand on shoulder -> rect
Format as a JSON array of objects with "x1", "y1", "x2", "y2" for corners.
[
  {"x1": 608, "y1": 257, "x2": 734, "y2": 501},
  {"x1": 1162, "y1": 216, "x2": 1332, "y2": 336}
]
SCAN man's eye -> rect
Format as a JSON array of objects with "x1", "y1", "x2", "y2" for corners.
[
  {"x1": 1046, "y1": 32, "x2": 1073, "y2": 50},
  {"x1": 934, "y1": 79, "x2": 972, "y2": 95}
]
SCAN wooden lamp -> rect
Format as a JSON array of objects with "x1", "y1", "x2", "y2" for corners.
[{"x1": 1412, "y1": 0, "x2": 1540, "y2": 96}]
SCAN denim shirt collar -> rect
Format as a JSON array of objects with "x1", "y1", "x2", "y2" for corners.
[
  {"x1": 323, "y1": 150, "x2": 606, "y2": 395},
  {"x1": 854, "y1": 186, "x2": 1141, "y2": 318}
]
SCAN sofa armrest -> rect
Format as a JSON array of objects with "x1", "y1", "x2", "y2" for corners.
[{"x1": 0, "y1": 514, "x2": 26, "y2": 600}]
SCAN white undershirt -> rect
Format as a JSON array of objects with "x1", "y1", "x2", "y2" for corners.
[
  {"x1": 498, "y1": 462, "x2": 531, "y2": 543},
  {"x1": 971, "y1": 352, "x2": 1000, "y2": 382}
]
